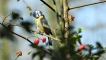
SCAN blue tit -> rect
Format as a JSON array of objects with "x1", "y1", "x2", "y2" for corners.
[{"x1": 32, "y1": 10, "x2": 52, "y2": 45}]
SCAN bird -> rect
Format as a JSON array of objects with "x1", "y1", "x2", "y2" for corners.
[{"x1": 32, "y1": 10, "x2": 52, "y2": 45}]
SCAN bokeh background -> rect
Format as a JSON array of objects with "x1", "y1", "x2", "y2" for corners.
[{"x1": 0, "y1": 0, "x2": 106, "y2": 60}]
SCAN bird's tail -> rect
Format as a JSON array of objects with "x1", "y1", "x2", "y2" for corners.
[{"x1": 48, "y1": 37, "x2": 52, "y2": 46}]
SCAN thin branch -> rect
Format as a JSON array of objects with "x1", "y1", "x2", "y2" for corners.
[
  {"x1": 31, "y1": 30, "x2": 61, "y2": 42},
  {"x1": 69, "y1": 1, "x2": 106, "y2": 10},
  {"x1": 0, "y1": 21, "x2": 52, "y2": 57},
  {"x1": 50, "y1": 27, "x2": 57, "y2": 38},
  {"x1": 9, "y1": 20, "x2": 23, "y2": 27},
  {"x1": 0, "y1": 14, "x2": 36, "y2": 43},
  {"x1": 0, "y1": 14, "x2": 8, "y2": 21},
  {"x1": 15, "y1": 56, "x2": 19, "y2": 60},
  {"x1": 43, "y1": 33, "x2": 61, "y2": 42},
  {"x1": 26, "y1": 36, "x2": 36, "y2": 39},
  {"x1": 0, "y1": 14, "x2": 23, "y2": 27},
  {"x1": 22, "y1": 0, "x2": 32, "y2": 16},
  {"x1": 40, "y1": 0, "x2": 61, "y2": 17},
  {"x1": 23, "y1": 0, "x2": 32, "y2": 11},
  {"x1": 40, "y1": 0, "x2": 55, "y2": 12},
  {"x1": 2, "y1": 13, "x2": 13, "y2": 24},
  {"x1": 0, "y1": 11, "x2": 60, "y2": 42},
  {"x1": 0, "y1": 23, "x2": 33, "y2": 44}
]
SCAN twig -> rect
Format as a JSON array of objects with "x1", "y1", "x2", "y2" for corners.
[
  {"x1": 0, "y1": 21, "x2": 52, "y2": 57},
  {"x1": 32, "y1": 29, "x2": 60, "y2": 41},
  {"x1": 43, "y1": 33, "x2": 61, "y2": 42},
  {"x1": 31, "y1": 29, "x2": 60, "y2": 41},
  {"x1": 0, "y1": 14, "x2": 43, "y2": 39},
  {"x1": 0, "y1": 22, "x2": 33, "y2": 44},
  {"x1": 9, "y1": 20, "x2": 23, "y2": 27},
  {"x1": 26, "y1": 36, "x2": 36, "y2": 39},
  {"x1": 23, "y1": 0, "x2": 28, "y2": 6},
  {"x1": 40, "y1": 0, "x2": 55, "y2": 12},
  {"x1": 50, "y1": 27, "x2": 57, "y2": 38},
  {"x1": 23, "y1": 0, "x2": 32, "y2": 10},
  {"x1": 69, "y1": 1, "x2": 106, "y2": 10},
  {"x1": 15, "y1": 56, "x2": 19, "y2": 60},
  {"x1": 40, "y1": 0, "x2": 61, "y2": 17},
  {"x1": 0, "y1": 14, "x2": 8, "y2": 20},
  {"x1": 22, "y1": 0, "x2": 32, "y2": 15},
  {"x1": 0, "y1": 9, "x2": 53, "y2": 57},
  {"x1": 0, "y1": 14, "x2": 23, "y2": 27},
  {"x1": 2, "y1": 13, "x2": 13, "y2": 24}
]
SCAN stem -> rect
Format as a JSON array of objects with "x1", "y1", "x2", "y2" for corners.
[
  {"x1": 0, "y1": 23, "x2": 33, "y2": 44},
  {"x1": 63, "y1": 0, "x2": 69, "y2": 39},
  {"x1": 40, "y1": 0, "x2": 61, "y2": 17},
  {"x1": 69, "y1": 1, "x2": 106, "y2": 10}
]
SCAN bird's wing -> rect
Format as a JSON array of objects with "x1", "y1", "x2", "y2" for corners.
[
  {"x1": 40, "y1": 16, "x2": 52, "y2": 35},
  {"x1": 40, "y1": 16, "x2": 50, "y2": 29}
]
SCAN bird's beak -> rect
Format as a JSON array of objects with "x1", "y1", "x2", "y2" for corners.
[{"x1": 36, "y1": 17, "x2": 39, "y2": 19}]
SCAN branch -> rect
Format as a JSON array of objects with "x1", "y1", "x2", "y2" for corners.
[
  {"x1": 0, "y1": 14, "x2": 23, "y2": 27},
  {"x1": 22, "y1": 0, "x2": 32, "y2": 16},
  {"x1": 63, "y1": 0, "x2": 70, "y2": 39},
  {"x1": 43, "y1": 33, "x2": 61, "y2": 42},
  {"x1": 26, "y1": 36, "x2": 36, "y2": 39},
  {"x1": 32, "y1": 30, "x2": 61, "y2": 42},
  {"x1": 23, "y1": 0, "x2": 32, "y2": 11},
  {"x1": 69, "y1": 1, "x2": 106, "y2": 10},
  {"x1": 40, "y1": 0, "x2": 61, "y2": 17},
  {"x1": 0, "y1": 22, "x2": 33, "y2": 44},
  {"x1": 0, "y1": 21, "x2": 52, "y2": 57},
  {"x1": 0, "y1": 14, "x2": 8, "y2": 21},
  {"x1": 40, "y1": 0, "x2": 55, "y2": 12}
]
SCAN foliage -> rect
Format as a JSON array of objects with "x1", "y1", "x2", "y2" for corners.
[{"x1": 0, "y1": 0, "x2": 106, "y2": 60}]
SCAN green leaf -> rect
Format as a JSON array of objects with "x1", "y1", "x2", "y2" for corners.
[
  {"x1": 77, "y1": 28, "x2": 83, "y2": 33},
  {"x1": 96, "y1": 42, "x2": 103, "y2": 49},
  {"x1": 28, "y1": 51, "x2": 31, "y2": 55},
  {"x1": 32, "y1": 51, "x2": 40, "y2": 59},
  {"x1": 27, "y1": 6, "x2": 32, "y2": 11},
  {"x1": 30, "y1": 11, "x2": 32, "y2": 16},
  {"x1": 17, "y1": 0, "x2": 20, "y2": 1},
  {"x1": 19, "y1": 16, "x2": 23, "y2": 20}
]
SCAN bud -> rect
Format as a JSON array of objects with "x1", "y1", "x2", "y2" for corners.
[
  {"x1": 68, "y1": 15, "x2": 74, "y2": 21},
  {"x1": 16, "y1": 50, "x2": 22, "y2": 56}
]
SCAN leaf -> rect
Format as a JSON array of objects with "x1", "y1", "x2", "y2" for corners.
[
  {"x1": 27, "y1": 6, "x2": 32, "y2": 11},
  {"x1": 96, "y1": 42, "x2": 103, "y2": 49},
  {"x1": 30, "y1": 11, "x2": 32, "y2": 16},
  {"x1": 20, "y1": 21, "x2": 33, "y2": 33},
  {"x1": 19, "y1": 16, "x2": 23, "y2": 20},
  {"x1": 77, "y1": 28, "x2": 83, "y2": 33},
  {"x1": 28, "y1": 51, "x2": 31, "y2": 55},
  {"x1": 32, "y1": 51, "x2": 40, "y2": 59},
  {"x1": 11, "y1": 12, "x2": 20, "y2": 20},
  {"x1": 17, "y1": 0, "x2": 20, "y2": 1}
]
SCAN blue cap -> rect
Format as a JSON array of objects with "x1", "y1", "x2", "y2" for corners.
[
  {"x1": 32, "y1": 10, "x2": 37, "y2": 17},
  {"x1": 32, "y1": 10, "x2": 42, "y2": 18}
]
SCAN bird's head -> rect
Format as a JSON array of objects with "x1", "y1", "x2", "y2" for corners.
[{"x1": 32, "y1": 10, "x2": 43, "y2": 18}]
